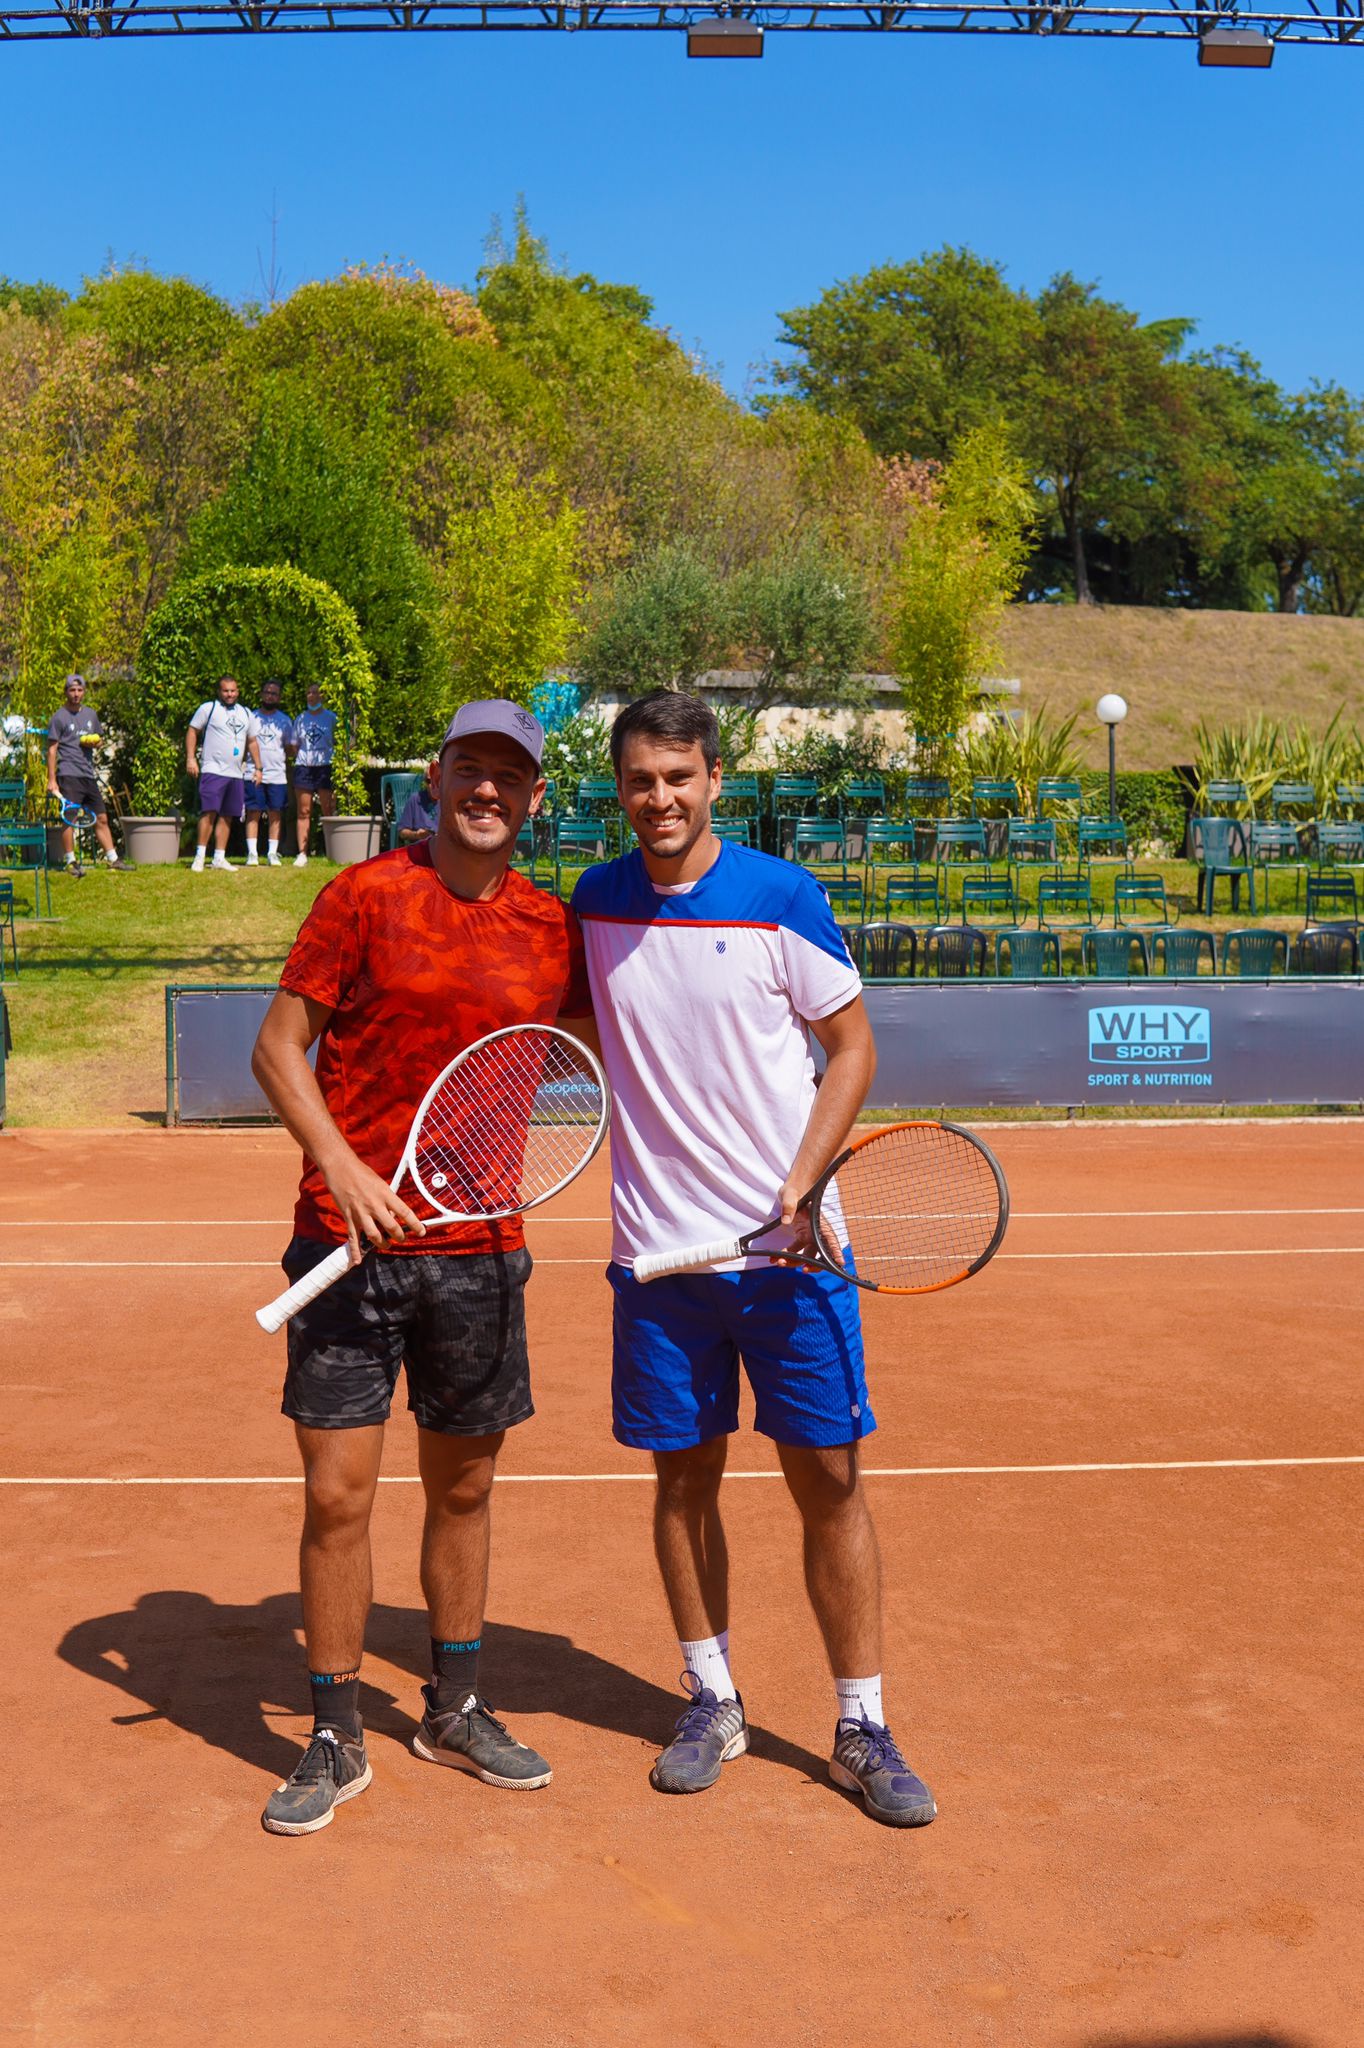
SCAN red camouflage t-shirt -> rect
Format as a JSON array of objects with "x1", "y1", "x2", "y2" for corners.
[{"x1": 280, "y1": 843, "x2": 591, "y2": 1254}]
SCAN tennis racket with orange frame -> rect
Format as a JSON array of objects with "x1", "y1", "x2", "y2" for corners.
[{"x1": 632, "y1": 1120, "x2": 1008, "y2": 1294}]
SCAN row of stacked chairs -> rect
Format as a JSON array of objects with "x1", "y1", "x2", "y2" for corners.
[{"x1": 841, "y1": 922, "x2": 1361, "y2": 981}]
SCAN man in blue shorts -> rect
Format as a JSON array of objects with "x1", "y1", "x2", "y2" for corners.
[
  {"x1": 291, "y1": 680, "x2": 337, "y2": 867},
  {"x1": 244, "y1": 678, "x2": 294, "y2": 868},
  {"x1": 572, "y1": 690, "x2": 935, "y2": 1829},
  {"x1": 186, "y1": 675, "x2": 263, "y2": 874}
]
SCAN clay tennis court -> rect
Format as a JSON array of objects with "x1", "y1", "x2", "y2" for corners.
[{"x1": 3, "y1": 1119, "x2": 1360, "y2": 2047}]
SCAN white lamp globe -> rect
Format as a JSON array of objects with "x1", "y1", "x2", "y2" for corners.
[{"x1": 1096, "y1": 693, "x2": 1128, "y2": 726}]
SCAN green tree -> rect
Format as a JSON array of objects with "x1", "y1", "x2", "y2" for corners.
[
  {"x1": 575, "y1": 541, "x2": 730, "y2": 698},
  {"x1": 729, "y1": 543, "x2": 870, "y2": 708},
  {"x1": 1019, "y1": 276, "x2": 1184, "y2": 605},
  {"x1": 182, "y1": 380, "x2": 447, "y2": 757},
  {"x1": 65, "y1": 267, "x2": 240, "y2": 371},
  {"x1": 771, "y1": 246, "x2": 1033, "y2": 461},
  {"x1": 889, "y1": 425, "x2": 1033, "y2": 770},
  {"x1": 1304, "y1": 384, "x2": 1364, "y2": 616},
  {"x1": 442, "y1": 472, "x2": 582, "y2": 706}
]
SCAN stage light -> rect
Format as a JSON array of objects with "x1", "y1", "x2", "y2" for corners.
[
  {"x1": 687, "y1": 15, "x2": 764, "y2": 55},
  {"x1": 1198, "y1": 25, "x2": 1274, "y2": 65}
]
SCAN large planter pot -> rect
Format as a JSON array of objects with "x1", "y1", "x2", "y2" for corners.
[
  {"x1": 321, "y1": 814, "x2": 382, "y2": 865},
  {"x1": 122, "y1": 816, "x2": 183, "y2": 865}
]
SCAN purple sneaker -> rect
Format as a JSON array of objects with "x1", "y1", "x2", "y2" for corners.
[
  {"x1": 830, "y1": 1716, "x2": 936, "y2": 1827},
  {"x1": 651, "y1": 1672, "x2": 749, "y2": 1793}
]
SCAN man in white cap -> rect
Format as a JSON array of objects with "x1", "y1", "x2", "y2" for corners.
[{"x1": 251, "y1": 700, "x2": 593, "y2": 1836}]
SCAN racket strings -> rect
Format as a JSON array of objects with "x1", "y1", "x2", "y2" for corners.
[
  {"x1": 829, "y1": 1125, "x2": 1003, "y2": 1291},
  {"x1": 410, "y1": 1029, "x2": 605, "y2": 1218}
]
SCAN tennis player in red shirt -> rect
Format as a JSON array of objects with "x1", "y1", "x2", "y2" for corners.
[{"x1": 252, "y1": 700, "x2": 592, "y2": 1836}]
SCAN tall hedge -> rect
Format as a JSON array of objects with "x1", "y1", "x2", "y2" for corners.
[{"x1": 131, "y1": 565, "x2": 375, "y2": 812}]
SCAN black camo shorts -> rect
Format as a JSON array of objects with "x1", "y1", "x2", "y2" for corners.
[{"x1": 280, "y1": 1236, "x2": 534, "y2": 1436}]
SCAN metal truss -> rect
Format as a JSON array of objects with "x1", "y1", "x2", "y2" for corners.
[{"x1": 3, "y1": 0, "x2": 1361, "y2": 41}]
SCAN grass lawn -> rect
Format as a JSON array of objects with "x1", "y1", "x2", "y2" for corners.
[{"x1": 0, "y1": 852, "x2": 1331, "y2": 1130}]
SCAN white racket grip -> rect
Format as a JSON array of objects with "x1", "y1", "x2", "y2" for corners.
[
  {"x1": 255, "y1": 1243, "x2": 355, "y2": 1333},
  {"x1": 633, "y1": 1238, "x2": 746, "y2": 1283}
]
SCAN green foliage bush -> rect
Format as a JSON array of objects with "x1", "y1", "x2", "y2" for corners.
[
  {"x1": 540, "y1": 708, "x2": 613, "y2": 793},
  {"x1": 181, "y1": 379, "x2": 447, "y2": 760},
  {"x1": 130, "y1": 565, "x2": 375, "y2": 813},
  {"x1": 1079, "y1": 770, "x2": 1187, "y2": 850}
]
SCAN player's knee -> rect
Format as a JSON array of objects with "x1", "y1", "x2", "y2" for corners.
[
  {"x1": 785, "y1": 1453, "x2": 860, "y2": 1524},
  {"x1": 303, "y1": 1471, "x2": 373, "y2": 1539},
  {"x1": 427, "y1": 1459, "x2": 496, "y2": 1515},
  {"x1": 654, "y1": 1446, "x2": 725, "y2": 1515}
]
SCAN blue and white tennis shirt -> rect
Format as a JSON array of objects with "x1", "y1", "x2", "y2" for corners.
[{"x1": 572, "y1": 841, "x2": 863, "y2": 1272}]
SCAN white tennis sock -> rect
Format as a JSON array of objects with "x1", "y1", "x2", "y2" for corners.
[
  {"x1": 835, "y1": 1674, "x2": 885, "y2": 1728},
  {"x1": 680, "y1": 1631, "x2": 734, "y2": 1702}
]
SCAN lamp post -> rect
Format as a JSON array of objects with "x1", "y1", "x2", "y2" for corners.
[{"x1": 1096, "y1": 694, "x2": 1128, "y2": 821}]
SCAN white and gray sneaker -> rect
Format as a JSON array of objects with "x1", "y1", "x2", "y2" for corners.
[
  {"x1": 261, "y1": 1726, "x2": 372, "y2": 1836},
  {"x1": 412, "y1": 1688, "x2": 551, "y2": 1788},
  {"x1": 830, "y1": 1716, "x2": 936, "y2": 1827},
  {"x1": 651, "y1": 1672, "x2": 749, "y2": 1793}
]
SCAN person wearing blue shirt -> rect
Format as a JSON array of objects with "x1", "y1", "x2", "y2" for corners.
[
  {"x1": 292, "y1": 682, "x2": 339, "y2": 868},
  {"x1": 245, "y1": 678, "x2": 296, "y2": 868},
  {"x1": 396, "y1": 761, "x2": 441, "y2": 844}
]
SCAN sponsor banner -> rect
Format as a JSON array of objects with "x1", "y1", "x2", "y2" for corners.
[
  {"x1": 167, "y1": 985, "x2": 314, "y2": 1123},
  {"x1": 858, "y1": 980, "x2": 1364, "y2": 1107}
]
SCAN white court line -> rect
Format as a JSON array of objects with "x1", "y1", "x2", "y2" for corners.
[
  {"x1": 3, "y1": 1455, "x2": 1363, "y2": 1486},
  {"x1": 2, "y1": 1208, "x2": 1364, "y2": 1228},
  {"x1": 3, "y1": 1247, "x2": 1364, "y2": 1271},
  {"x1": 3, "y1": 1207, "x2": 1364, "y2": 1230}
]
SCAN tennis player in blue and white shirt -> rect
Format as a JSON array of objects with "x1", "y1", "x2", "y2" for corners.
[{"x1": 572, "y1": 690, "x2": 936, "y2": 1829}]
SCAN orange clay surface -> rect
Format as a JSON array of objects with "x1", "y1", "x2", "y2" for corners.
[{"x1": 1, "y1": 1121, "x2": 1361, "y2": 2048}]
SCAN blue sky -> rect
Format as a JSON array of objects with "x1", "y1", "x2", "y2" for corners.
[{"x1": 1, "y1": 26, "x2": 1357, "y2": 401}]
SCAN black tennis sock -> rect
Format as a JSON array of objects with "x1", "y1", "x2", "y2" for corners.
[
  {"x1": 430, "y1": 1636, "x2": 481, "y2": 1710},
  {"x1": 309, "y1": 1667, "x2": 362, "y2": 1739}
]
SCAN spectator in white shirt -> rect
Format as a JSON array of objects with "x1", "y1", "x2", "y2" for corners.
[
  {"x1": 186, "y1": 676, "x2": 264, "y2": 874},
  {"x1": 245, "y1": 678, "x2": 296, "y2": 868}
]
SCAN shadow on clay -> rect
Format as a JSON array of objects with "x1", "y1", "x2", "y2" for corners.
[
  {"x1": 1086, "y1": 2033, "x2": 1316, "y2": 2047},
  {"x1": 56, "y1": 1590, "x2": 828, "y2": 1789}
]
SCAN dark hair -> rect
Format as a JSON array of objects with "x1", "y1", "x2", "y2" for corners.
[{"x1": 610, "y1": 689, "x2": 719, "y2": 775}]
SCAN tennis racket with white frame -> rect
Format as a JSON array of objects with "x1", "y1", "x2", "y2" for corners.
[
  {"x1": 255, "y1": 1023, "x2": 610, "y2": 1333},
  {"x1": 633, "y1": 1120, "x2": 1008, "y2": 1295}
]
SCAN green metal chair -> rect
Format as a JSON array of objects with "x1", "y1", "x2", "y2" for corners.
[
  {"x1": 1196, "y1": 818, "x2": 1256, "y2": 915},
  {"x1": 1038, "y1": 872, "x2": 1096, "y2": 929},
  {"x1": 1077, "y1": 816, "x2": 1130, "y2": 867},
  {"x1": 790, "y1": 817, "x2": 848, "y2": 886},
  {"x1": 1333, "y1": 781, "x2": 1364, "y2": 819},
  {"x1": 883, "y1": 870, "x2": 942, "y2": 925},
  {"x1": 1290, "y1": 925, "x2": 1360, "y2": 975},
  {"x1": 0, "y1": 880, "x2": 17, "y2": 980},
  {"x1": 575, "y1": 777, "x2": 622, "y2": 853},
  {"x1": 922, "y1": 924, "x2": 988, "y2": 978},
  {"x1": 1315, "y1": 821, "x2": 1364, "y2": 872},
  {"x1": 379, "y1": 772, "x2": 424, "y2": 851},
  {"x1": 772, "y1": 774, "x2": 822, "y2": 849},
  {"x1": 1221, "y1": 928, "x2": 1287, "y2": 978},
  {"x1": 1082, "y1": 930, "x2": 1150, "y2": 978},
  {"x1": 0, "y1": 779, "x2": 27, "y2": 820},
  {"x1": 1249, "y1": 822, "x2": 1307, "y2": 911},
  {"x1": 822, "y1": 877, "x2": 865, "y2": 924},
  {"x1": 1006, "y1": 819, "x2": 1057, "y2": 871},
  {"x1": 840, "y1": 776, "x2": 887, "y2": 819},
  {"x1": 715, "y1": 773, "x2": 761, "y2": 846},
  {"x1": 970, "y1": 777, "x2": 1020, "y2": 818},
  {"x1": 510, "y1": 820, "x2": 539, "y2": 882},
  {"x1": 553, "y1": 817, "x2": 612, "y2": 897},
  {"x1": 1204, "y1": 779, "x2": 1250, "y2": 815},
  {"x1": 1270, "y1": 780, "x2": 1316, "y2": 822},
  {"x1": 712, "y1": 817, "x2": 757, "y2": 847},
  {"x1": 903, "y1": 775, "x2": 951, "y2": 816},
  {"x1": 993, "y1": 928, "x2": 1061, "y2": 980},
  {"x1": 856, "y1": 921, "x2": 918, "y2": 979},
  {"x1": 1150, "y1": 927, "x2": 1217, "y2": 977},
  {"x1": 0, "y1": 823, "x2": 51, "y2": 919},
  {"x1": 933, "y1": 819, "x2": 989, "y2": 907},
  {"x1": 1113, "y1": 874, "x2": 1169, "y2": 927},
  {"x1": 1304, "y1": 872, "x2": 1358, "y2": 924},
  {"x1": 1036, "y1": 776, "x2": 1083, "y2": 819},
  {"x1": 862, "y1": 818, "x2": 917, "y2": 910},
  {"x1": 959, "y1": 873, "x2": 1018, "y2": 925}
]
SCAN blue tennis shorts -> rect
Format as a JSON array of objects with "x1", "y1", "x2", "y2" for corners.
[
  {"x1": 608, "y1": 1258, "x2": 875, "y2": 1453},
  {"x1": 244, "y1": 778, "x2": 289, "y2": 813}
]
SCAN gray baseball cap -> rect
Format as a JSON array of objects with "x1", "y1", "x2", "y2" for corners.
[{"x1": 439, "y1": 699, "x2": 545, "y2": 769}]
